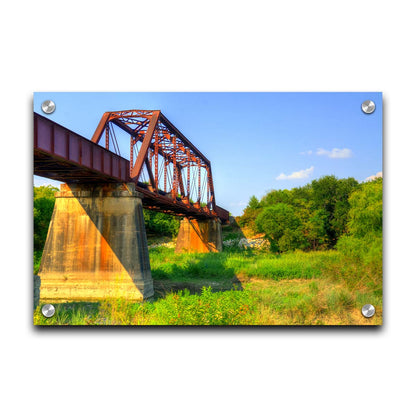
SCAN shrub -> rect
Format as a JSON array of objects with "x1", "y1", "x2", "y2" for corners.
[
  {"x1": 346, "y1": 178, "x2": 382, "y2": 239},
  {"x1": 336, "y1": 178, "x2": 383, "y2": 282},
  {"x1": 34, "y1": 185, "x2": 58, "y2": 251},
  {"x1": 255, "y1": 204, "x2": 305, "y2": 252},
  {"x1": 143, "y1": 209, "x2": 180, "y2": 237},
  {"x1": 146, "y1": 286, "x2": 256, "y2": 325}
]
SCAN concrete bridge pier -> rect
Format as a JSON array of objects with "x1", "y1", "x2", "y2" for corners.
[
  {"x1": 175, "y1": 217, "x2": 223, "y2": 253},
  {"x1": 39, "y1": 183, "x2": 154, "y2": 302}
]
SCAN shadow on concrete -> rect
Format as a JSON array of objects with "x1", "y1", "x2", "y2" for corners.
[{"x1": 57, "y1": 183, "x2": 154, "y2": 299}]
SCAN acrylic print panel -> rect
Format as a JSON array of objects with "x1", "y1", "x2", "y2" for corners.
[{"x1": 33, "y1": 92, "x2": 383, "y2": 326}]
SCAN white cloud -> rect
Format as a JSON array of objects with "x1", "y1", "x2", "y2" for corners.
[
  {"x1": 316, "y1": 148, "x2": 353, "y2": 159},
  {"x1": 276, "y1": 166, "x2": 314, "y2": 181},
  {"x1": 364, "y1": 171, "x2": 383, "y2": 182},
  {"x1": 300, "y1": 150, "x2": 313, "y2": 155}
]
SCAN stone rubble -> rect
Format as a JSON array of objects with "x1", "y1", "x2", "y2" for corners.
[
  {"x1": 150, "y1": 237, "x2": 270, "y2": 251},
  {"x1": 149, "y1": 241, "x2": 176, "y2": 249},
  {"x1": 223, "y1": 237, "x2": 270, "y2": 250}
]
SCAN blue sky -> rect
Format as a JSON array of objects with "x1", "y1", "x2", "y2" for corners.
[{"x1": 34, "y1": 92, "x2": 382, "y2": 216}]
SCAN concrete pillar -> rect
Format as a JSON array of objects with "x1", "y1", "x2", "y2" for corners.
[
  {"x1": 39, "y1": 183, "x2": 153, "y2": 302},
  {"x1": 175, "y1": 217, "x2": 223, "y2": 253}
]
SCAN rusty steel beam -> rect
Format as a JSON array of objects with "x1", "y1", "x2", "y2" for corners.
[
  {"x1": 130, "y1": 111, "x2": 160, "y2": 180},
  {"x1": 91, "y1": 112, "x2": 111, "y2": 144},
  {"x1": 177, "y1": 166, "x2": 185, "y2": 198},
  {"x1": 144, "y1": 158, "x2": 156, "y2": 191},
  {"x1": 159, "y1": 113, "x2": 211, "y2": 166}
]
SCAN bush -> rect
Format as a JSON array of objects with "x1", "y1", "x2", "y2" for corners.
[
  {"x1": 255, "y1": 204, "x2": 305, "y2": 252},
  {"x1": 34, "y1": 185, "x2": 58, "y2": 251},
  {"x1": 336, "y1": 178, "x2": 383, "y2": 281},
  {"x1": 347, "y1": 178, "x2": 382, "y2": 238},
  {"x1": 143, "y1": 209, "x2": 180, "y2": 237},
  {"x1": 146, "y1": 286, "x2": 256, "y2": 325}
]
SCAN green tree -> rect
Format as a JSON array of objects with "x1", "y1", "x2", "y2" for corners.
[
  {"x1": 304, "y1": 209, "x2": 329, "y2": 250},
  {"x1": 331, "y1": 177, "x2": 360, "y2": 239},
  {"x1": 238, "y1": 195, "x2": 262, "y2": 230},
  {"x1": 336, "y1": 178, "x2": 383, "y2": 276},
  {"x1": 347, "y1": 178, "x2": 382, "y2": 238},
  {"x1": 247, "y1": 195, "x2": 260, "y2": 210},
  {"x1": 311, "y1": 175, "x2": 358, "y2": 246},
  {"x1": 239, "y1": 175, "x2": 362, "y2": 251},
  {"x1": 143, "y1": 209, "x2": 180, "y2": 237},
  {"x1": 291, "y1": 184, "x2": 312, "y2": 202},
  {"x1": 255, "y1": 203, "x2": 304, "y2": 252},
  {"x1": 34, "y1": 185, "x2": 58, "y2": 251},
  {"x1": 261, "y1": 189, "x2": 292, "y2": 207}
]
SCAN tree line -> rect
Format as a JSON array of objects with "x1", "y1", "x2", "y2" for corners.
[{"x1": 237, "y1": 175, "x2": 382, "y2": 257}]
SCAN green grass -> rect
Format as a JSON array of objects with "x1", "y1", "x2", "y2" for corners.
[
  {"x1": 149, "y1": 247, "x2": 341, "y2": 281},
  {"x1": 34, "y1": 287, "x2": 258, "y2": 326},
  {"x1": 34, "y1": 246, "x2": 382, "y2": 326},
  {"x1": 34, "y1": 279, "x2": 382, "y2": 326}
]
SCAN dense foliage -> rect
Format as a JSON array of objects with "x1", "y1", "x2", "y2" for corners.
[
  {"x1": 336, "y1": 178, "x2": 382, "y2": 276},
  {"x1": 143, "y1": 209, "x2": 180, "y2": 237},
  {"x1": 255, "y1": 204, "x2": 303, "y2": 251},
  {"x1": 33, "y1": 185, "x2": 58, "y2": 251},
  {"x1": 237, "y1": 175, "x2": 382, "y2": 253}
]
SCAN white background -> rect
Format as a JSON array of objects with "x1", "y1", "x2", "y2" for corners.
[{"x1": 1, "y1": 1, "x2": 414, "y2": 415}]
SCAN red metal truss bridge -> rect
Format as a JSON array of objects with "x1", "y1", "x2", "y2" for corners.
[{"x1": 34, "y1": 110, "x2": 229, "y2": 223}]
